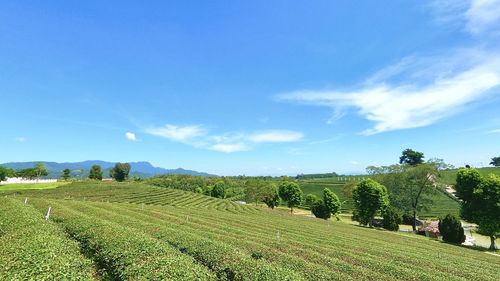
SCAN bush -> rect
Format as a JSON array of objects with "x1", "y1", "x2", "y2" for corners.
[
  {"x1": 402, "y1": 213, "x2": 414, "y2": 225},
  {"x1": 305, "y1": 194, "x2": 319, "y2": 208},
  {"x1": 311, "y1": 199, "x2": 331, "y2": 220},
  {"x1": 382, "y1": 207, "x2": 402, "y2": 231},
  {"x1": 438, "y1": 214, "x2": 465, "y2": 244}
]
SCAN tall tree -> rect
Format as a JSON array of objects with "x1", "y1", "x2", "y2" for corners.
[
  {"x1": 278, "y1": 181, "x2": 303, "y2": 213},
  {"x1": 110, "y1": 163, "x2": 131, "y2": 182},
  {"x1": 0, "y1": 166, "x2": 10, "y2": 182},
  {"x1": 34, "y1": 162, "x2": 48, "y2": 181},
  {"x1": 312, "y1": 188, "x2": 342, "y2": 220},
  {"x1": 62, "y1": 168, "x2": 71, "y2": 180},
  {"x1": 490, "y1": 156, "x2": 500, "y2": 167},
  {"x1": 261, "y1": 182, "x2": 280, "y2": 209},
  {"x1": 399, "y1": 149, "x2": 424, "y2": 166},
  {"x1": 89, "y1": 165, "x2": 103, "y2": 180},
  {"x1": 352, "y1": 179, "x2": 389, "y2": 227},
  {"x1": 455, "y1": 169, "x2": 499, "y2": 250},
  {"x1": 377, "y1": 163, "x2": 439, "y2": 231},
  {"x1": 211, "y1": 181, "x2": 226, "y2": 198}
]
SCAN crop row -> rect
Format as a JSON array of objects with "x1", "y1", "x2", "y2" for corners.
[
  {"x1": 0, "y1": 198, "x2": 95, "y2": 281},
  {"x1": 27, "y1": 197, "x2": 500, "y2": 281}
]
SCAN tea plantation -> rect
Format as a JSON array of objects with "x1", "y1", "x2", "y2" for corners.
[{"x1": 1, "y1": 182, "x2": 499, "y2": 280}]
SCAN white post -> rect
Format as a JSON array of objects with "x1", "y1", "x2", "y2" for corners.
[
  {"x1": 45, "y1": 207, "x2": 51, "y2": 220},
  {"x1": 276, "y1": 230, "x2": 280, "y2": 243},
  {"x1": 24, "y1": 198, "x2": 28, "y2": 204}
]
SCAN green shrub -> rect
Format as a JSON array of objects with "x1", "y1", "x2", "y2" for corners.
[
  {"x1": 382, "y1": 207, "x2": 402, "y2": 231},
  {"x1": 439, "y1": 214, "x2": 465, "y2": 244}
]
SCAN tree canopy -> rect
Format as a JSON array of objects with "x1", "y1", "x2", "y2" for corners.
[
  {"x1": 89, "y1": 165, "x2": 103, "y2": 180},
  {"x1": 455, "y1": 169, "x2": 499, "y2": 250},
  {"x1": 352, "y1": 179, "x2": 389, "y2": 227},
  {"x1": 399, "y1": 149, "x2": 424, "y2": 166},
  {"x1": 278, "y1": 181, "x2": 303, "y2": 213},
  {"x1": 110, "y1": 163, "x2": 131, "y2": 182},
  {"x1": 490, "y1": 156, "x2": 500, "y2": 167}
]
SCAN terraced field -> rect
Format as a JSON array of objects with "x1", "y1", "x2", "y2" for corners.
[{"x1": 1, "y1": 182, "x2": 499, "y2": 280}]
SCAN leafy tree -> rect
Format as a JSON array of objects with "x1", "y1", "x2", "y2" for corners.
[
  {"x1": 110, "y1": 163, "x2": 131, "y2": 182},
  {"x1": 261, "y1": 183, "x2": 280, "y2": 209},
  {"x1": 490, "y1": 156, "x2": 500, "y2": 167},
  {"x1": 211, "y1": 181, "x2": 226, "y2": 198},
  {"x1": 89, "y1": 165, "x2": 103, "y2": 180},
  {"x1": 399, "y1": 149, "x2": 424, "y2": 166},
  {"x1": 377, "y1": 163, "x2": 439, "y2": 231},
  {"x1": 34, "y1": 162, "x2": 48, "y2": 181},
  {"x1": 62, "y1": 168, "x2": 71, "y2": 181},
  {"x1": 455, "y1": 169, "x2": 499, "y2": 250},
  {"x1": 305, "y1": 194, "x2": 319, "y2": 208},
  {"x1": 194, "y1": 187, "x2": 204, "y2": 194},
  {"x1": 0, "y1": 166, "x2": 9, "y2": 182},
  {"x1": 352, "y1": 179, "x2": 389, "y2": 227},
  {"x1": 311, "y1": 188, "x2": 342, "y2": 220},
  {"x1": 278, "y1": 181, "x2": 303, "y2": 213},
  {"x1": 438, "y1": 214, "x2": 465, "y2": 244},
  {"x1": 311, "y1": 199, "x2": 331, "y2": 220},
  {"x1": 382, "y1": 207, "x2": 402, "y2": 231}
]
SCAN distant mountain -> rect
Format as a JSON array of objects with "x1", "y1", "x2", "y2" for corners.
[{"x1": 0, "y1": 161, "x2": 215, "y2": 178}]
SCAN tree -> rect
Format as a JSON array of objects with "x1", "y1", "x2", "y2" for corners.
[
  {"x1": 0, "y1": 166, "x2": 10, "y2": 182},
  {"x1": 89, "y1": 165, "x2": 103, "y2": 180},
  {"x1": 378, "y1": 163, "x2": 439, "y2": 231},
  {"x1": 438, "y1": 214, "x2": 465, "y2": 244},
  {"x1": 382, "y1": 207, "x2": 402, "y2": 231},
  {"x1": 261, "y1": 183, "x2": 280, "y2": 209},
  {"x1": 352, "y1": 179, "x2": 389, "y2": 227},
  {"x1": 110, "y1": 163, "x2": 131, "y2": 182},
  {"x1": 399, "y1": 149, "x2": 424, "y2": 166},
  {"x1": 62, "y1": 168, "x2": 71, "y2": 181},
  {"x1": 278, "y1": 181, "x2": 303, "y2": 213},
  {"x1": 34, "y1": 162, "x2": 48, "y2": 181},
  {"x1": 455, "y1": 169, "x2": 500, "y2": 250},
  {"x1": 211, "y1": 181, "x2": 226, "y2": 198},
  {"x1": 311, "y1": 188, "x2": 342, "y2": 220},
  {"x1": 305, "y1": 194, "x2": 319, "y2": 208},
  {"x1": 490, "y1": 157, "x2": 500, "y2": 167}
]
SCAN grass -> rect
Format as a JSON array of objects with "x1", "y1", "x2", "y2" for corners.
[
  {"x1": 1, "y1": 182, "x2": 498, "y2": 280},
  {"x1": 438, "y1": 167, "x2": 500, "y2": 185},
  {"x1": 0, "y1": 182, "x2": 68, "y2": 191}
]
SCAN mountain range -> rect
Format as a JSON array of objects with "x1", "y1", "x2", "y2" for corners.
[{"x1": 0, "y1": 161, "x2": 215, "y2": 178}]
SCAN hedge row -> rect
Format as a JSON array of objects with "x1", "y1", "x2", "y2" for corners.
[{"x1": 0, "y1": 198, "x2": 95, "y2": 280}]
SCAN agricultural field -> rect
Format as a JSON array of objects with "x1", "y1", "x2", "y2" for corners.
[
  {"x1": 1, "y1": 182, "x2": 498, "y2": 280},
  {"x1": 0, "y1": 182, "x2": 68, "y2": 191},
  {"x1": 438, "y1": 167, "x2": 500, "y2": 185}
]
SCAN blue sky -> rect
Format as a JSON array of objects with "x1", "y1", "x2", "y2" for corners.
[{"x1": 1, "y1": 0, "x2": 500, "y2": 176}]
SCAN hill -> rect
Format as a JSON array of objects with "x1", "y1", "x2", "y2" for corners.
[
  {"x1": 1, "y1": 182, "x2": 498, "y2": 280},
  {"x1": 0, "y1": 160, "x2": 215, "y2": 178}
]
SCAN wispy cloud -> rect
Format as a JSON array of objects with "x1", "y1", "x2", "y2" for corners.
[
  {"x1": 249, "y1": 130, "x2": 303, "y2": 143},
  {"x1": 15, "y1": 137, "x2": 26, "y2": 142},
  {"x1": 277, "y1": 50, "x2": 500, "y2": 135},
  {"x1": 430, "y1": 0, "x2": 500, "y2": 34},
  {"x1": 145, "y1": 124, "x2": 206, "y2": 141},
  {"x1": 145, "y1": 125, "x2": 303, "y2": 153},
  {"x1": 125, "y1": 132, "x2": 137, "y2": 141},
  {"x1": 488, "y1": 128, "x2": 500, "y2": 133}
]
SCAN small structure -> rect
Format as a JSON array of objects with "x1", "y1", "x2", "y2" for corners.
[
  {"x1": 101, "y1": 178, "x2": 113, "y2": 182},
  {"x1": 0, "y1": 177, "x2": 57, "y2": 184},
  {"x1": 418, "y1": 221, "x2": 440, "y2": 238}
]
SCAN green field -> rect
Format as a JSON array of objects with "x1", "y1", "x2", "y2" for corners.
[
  {"x1": 438, "y1": 167, "x2": 500, "y2": 185},
  {"x1": 0, "y1": 182, "x2": 68, "y2": 191},
  {"x1": 1, "y1": 182, "x2": 498, "y2": 280}
]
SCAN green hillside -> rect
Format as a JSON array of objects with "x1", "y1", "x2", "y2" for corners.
[
  {"x1": 1, "y1": 182, "x2": 498, "y2": 280},
  {"x1": 438, "y1": 167, "x2": 500, "y2": 185}
]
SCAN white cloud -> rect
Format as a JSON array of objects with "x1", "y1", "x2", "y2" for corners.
[
  {"x1": 350, "y1": 161, "x2": 360, "y2": 165},
  {"x1": 15, "y1": 137, "x2": 26, "y2": 142},
  {"x1": 488, "y1": 128, "x2": 500, "y2": 133},
  {"x1": 145, "y1": 124, "x2": 304, "y2": 153},
  {"x1": 145, "y1": 124, "x2": 206, "y2": 141},
  {"x1": 430, "y1": 0, "x2": 500, "y2": 34},
  {"x1": 249, "y1": 130, "x2": 303, "y2": 143},
  {"x1": 210, "y1": 143, "x2": 249, "y2": 153},
  {"x1": 278, "y1": 52, "x2": 500, "y2": 135},
  {"x1": 125, "y1": 132, "x2": 137, "y2": 141}
]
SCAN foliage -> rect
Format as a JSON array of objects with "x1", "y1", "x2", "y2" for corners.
[
  {"x1": 0, "y1": 198, "x2": 95, "y2": 280},
  {"x1": 88, "y1": 165, "x2": 103, "y2": 180},
  {"x1": 261, "y1": 183, "x2": 280, "y2": 209},
  {"x1": 305, "y1": 194, "x2": 319, "y2": 208},
  {"x1": 382, "y1": 207, "x2": 402, "y2": 231},
  {"x1": 323, "y1": 188, "x2": 341, "y2": 217},
  {"x1": 311, "y1": 199, "x2": 330, "y2": 219},
  {"x1": 62, "y1": 168, "x2": 71, "y2": 180},
  {"x1": 352, "y1": 179, "x2": 389, "y2": 227},
  {"x1": 278, "y1": 181, "x2": 303, "y2": 213},
  {"x1": 245, "y1": 179, "x2": 279, "y2": 208},
  {"x1": 399, "y1": 148, "x2": 424, "y2": 166},
  {"x1": 438, "y1": 214, "x2": 465, "y2": 244},
  {"x1": 211, "y1": 181, "x2": 226, "y2": 198},
  {"x1": 110, "y1": 162, "x2": 131, "y2": 182},
  {"x1": 455, "y1": 169, "x2": 500, "y2": 250},
  {"x1": 490, "y1": 156, "x2": 500, "y2": 167},
  {"x1": 0, "y1": 166, "x2": 11, "y2": 181},
  {"x1": 16, "y1": 163, "x2": 49, "y2": 180}
]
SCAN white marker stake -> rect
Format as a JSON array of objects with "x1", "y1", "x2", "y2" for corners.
[
  {"x1": 276, "y1": 230, "x2": 280, "y2": 243},
  {"x1": 24, "y1": 198, "x2": 28, "y2": 204},
  {"x1": 45, "y1": 207, "x2": 51, "y2": 220}
]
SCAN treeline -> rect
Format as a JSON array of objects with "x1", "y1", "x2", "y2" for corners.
[
  {"x1": 0, "y1": 163, "x2": 48, "y2": 181},
  {"x1": 295, "y1": 172, "x2": 339, "y2": 179}
]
